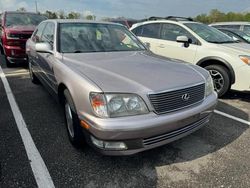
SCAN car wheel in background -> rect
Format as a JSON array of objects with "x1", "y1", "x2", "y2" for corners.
[
  {"x1": 205, "y1": 65, "x2": 230, "y2": 97},
  {"x1": 63, "y1": 89, "x2": 84, "y2": 147}
]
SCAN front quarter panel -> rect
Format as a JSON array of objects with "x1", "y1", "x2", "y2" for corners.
[{"x1": 53, "y1": 55, "x2": 103, "y2": 118}]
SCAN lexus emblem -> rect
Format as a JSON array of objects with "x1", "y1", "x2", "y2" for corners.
[{"x1": 182, "y1": 93, "x2": 190, "y2": 101}]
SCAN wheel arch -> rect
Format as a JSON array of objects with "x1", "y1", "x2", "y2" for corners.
[
  {"x1": 58, "y1": 83, "x2": 68, "y2": 105},
  {"x1": 196, "y1": 57, "x2": 235, "y2": 84}
]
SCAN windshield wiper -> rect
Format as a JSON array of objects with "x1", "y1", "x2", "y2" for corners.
[{"x1": 73, "y1": 50, "x2": 84, "y2": 53}]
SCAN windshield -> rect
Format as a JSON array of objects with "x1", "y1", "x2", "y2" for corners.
[
  {"x1": 59, "y1": 23, "x2": 146, "y2": 53},
  {"x1": 5, "y1": 13, "x2": 46, "y2": 27},
  {"x1": 184, "y1": 23, "x2": 236, "y2": 43}
]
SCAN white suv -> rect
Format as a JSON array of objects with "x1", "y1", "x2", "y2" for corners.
[{"x1": 130, "y1": 17, "x2": 250, "y2": 97}]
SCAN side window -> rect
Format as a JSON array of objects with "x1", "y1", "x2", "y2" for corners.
[
  {"x1": 131, "y1": 26, "x2": 143, "y2": 36},
  {"x1": 41, "y1": 22, "x2": 55, "y2": 48},
  {"x1": 219, "y1": 25, "x2": 240, "y2": 29},
  {"x1": 160, "y1": 23, "x2": 197, "y2": 44},
  {"x1": 32, "y1": 22, "x2": 47, "y2": 43},
  {"x1": 139, "y1": 23, "x2": 161, "y2": 38},
  {"x1": 243, "y1": 25, "x2": 250, "y2": 33}
]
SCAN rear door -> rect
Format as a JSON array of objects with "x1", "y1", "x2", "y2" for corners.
[
  {"x1": 155, "y1": 23, "x2": 199, "y2": 63},
  {"x1": 132, "y1": 23, "x2": 161, "y2": 52}
]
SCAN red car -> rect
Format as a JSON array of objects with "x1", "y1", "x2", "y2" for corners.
[
  {"x1": 110, "y1": 19, "x2": 138, "y2": 28},
  {"x1": 0, "y1": 11, "x2": 46, "y2": 67}
]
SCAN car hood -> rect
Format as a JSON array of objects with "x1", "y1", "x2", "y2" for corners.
[
  {"x1": 62, "y1": 51, "x2": 206, "y2": 93},
  {"x1": 219, "y1": 42, "x2": 250, "y2": 54},
  {"x1": 5, "y1": 25, "x2": 36, "y2": 33}
]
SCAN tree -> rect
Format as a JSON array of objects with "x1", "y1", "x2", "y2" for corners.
[
  {"x1": 85, "y1": 15, "x2": 94, "y2": 20},
  {"x1": 57, "y1": 10, "x2": 66, "y2": 19},
  {"x1": 44, "y1": 10, "x2": 58, "y2": 19},
  {"x1": 67, "y1": 12, "x2": 81, "y2": 19},
  {"x1": 194, "y1": 9, "x2": 250, "y2": 24},
  {"x1": 17, "y1": 7, "x2": 26, "y2": 12}
]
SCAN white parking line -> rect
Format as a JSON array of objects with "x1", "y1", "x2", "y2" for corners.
[
  {"x1": 0, "y1": 66, "x2": 55, "y2": 188},
  {"x1": 215, "y1": 110, "x2": 250, "y2": 126}
]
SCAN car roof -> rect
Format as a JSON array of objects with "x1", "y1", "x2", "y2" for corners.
[
  {"x1": 44, "y1": 19, "x2": 123, "y2": 26},
  {"x1": 131, "y1": 19, "x2": 199, "y2": 29},
  {"x1": 4, "y1": 11, "x2": 39, "y2": 15},
  {"x1": 210, "y1": 22, "x2": 250, "y2": 26}
]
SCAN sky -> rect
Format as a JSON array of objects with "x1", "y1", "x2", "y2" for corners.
[{"x1": 1, "y1": 0, "x2": 250, "y2": 19}]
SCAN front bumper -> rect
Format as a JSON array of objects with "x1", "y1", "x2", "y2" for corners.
[
  {"x1": 80, "y1": 92, "x2": 217, "y2": 155},
  {"x1": 232, "y1": 64, "x2": 250, "y2": 91},
  {"x1": 4, "y1": 45, "x2": 27, "y2": 64}
]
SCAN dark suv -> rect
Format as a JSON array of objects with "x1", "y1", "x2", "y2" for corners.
[{"x1": 0, "y1": 11, "x2": 46, "y2": 67}]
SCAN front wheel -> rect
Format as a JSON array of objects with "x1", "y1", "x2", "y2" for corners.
[
  {"x1": 63, "y1": 89, "x2": 83, "y2": 147},
  {"x1": 205, "y1": 65, "x2": 231, "y2": 97}
]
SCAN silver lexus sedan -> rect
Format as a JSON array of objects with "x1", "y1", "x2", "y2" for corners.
[{"x1": 26, "y1": 20, "x2": 217, "y2": 155}]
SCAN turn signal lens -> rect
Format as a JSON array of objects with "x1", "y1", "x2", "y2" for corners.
[
  {"x1": 239, "y1": 56, "x2": 250, "y2": 65},
  {"x1": 80, "y1": 120, "x2": 90, "y2": 130},
  {"x1": 90, "y1": 93, "x2": 108, "y2": 118}
]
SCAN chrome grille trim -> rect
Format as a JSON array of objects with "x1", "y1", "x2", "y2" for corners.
[
  {"x1": 143, "y1": 115, "x2": 209, "y2": 146},
  {"x1": 149, "y1": 83, "x2": 205, "y2": 114}
]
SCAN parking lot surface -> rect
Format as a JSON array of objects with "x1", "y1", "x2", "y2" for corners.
[{"x1": 0, "y1": 55, "x2": 250, "y2": 188}]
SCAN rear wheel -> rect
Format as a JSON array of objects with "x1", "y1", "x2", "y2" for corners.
[
  {"x1": 205, "y1": 65, "x2": 230, "y2": 97},
  {"x1": 63, "y1": 89, "x2": 83, "y2": 147}
]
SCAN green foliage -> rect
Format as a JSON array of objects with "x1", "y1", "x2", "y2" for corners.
[
  {"x1": 58, "y1": 10, "x2": 66, "y2": 19},
  {"x1": 67, "y1": 12, "x2": 81, "y2": 19},
  {"x1": 194, "y1": 9, "x2": 250, "y2": 24},
  {"x1": 43, "y1": 10, "x2": 58, "y2": 19},
  {"x1": 16, "y1": 7, "x2": 27, "y2": 12}
]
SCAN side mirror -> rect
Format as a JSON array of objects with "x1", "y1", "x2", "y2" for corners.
[
  {"x1": 35, "y1": 42, "x2": 53, "y2": 53},
  {"x1": 176, "y1": 36, "x2": 191, "y2": 48}
]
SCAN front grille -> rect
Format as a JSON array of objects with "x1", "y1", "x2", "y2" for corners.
[
  {"x1": 143, "y1": 115, "x2": 209, "y2": 146},
  {"x1": 9, "y1": 33, "x2": 32, "y2": 39},
  {"x1": 149, "y1": 83, "x2": 205, "y2": 114}
]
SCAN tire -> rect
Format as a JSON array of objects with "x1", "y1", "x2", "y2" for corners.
[
  {"x1": 0, "y1": 44, "x2": 4, "y2": 55},
  {"x1": 63, "y1": 89, "x2": 83, "y2": 147},
  {"x1": 205, "y1": 65, "x2": 231, "y2": 97},
  {"x1": 5, "y1": 56, "x2": 13, "y2": 68},
  {"x1": 1, "y1": 43, "x2": 12, "y2": 67},
  {"x1": 29, "y1": 61, "x2": 40, "y2": 84}
]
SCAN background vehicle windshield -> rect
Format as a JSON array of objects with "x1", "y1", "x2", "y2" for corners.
[
  {"x1": 5, "y1": 13, "x2": 46, "y2": 27},
  {"x1": 59, "y1": 23, "x2": 146, "y2": 53},
  {"x1": 233, "y1": 30, "x2": 250, "y2": 42},
  {"x1": 185, "y1": 23, "x2": 235, "y2": 43}
]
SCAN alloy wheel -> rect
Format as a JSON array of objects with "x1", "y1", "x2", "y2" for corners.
[
  {"x1": 209, "y1": 69, "x2": 224, "y2": 93},
  {"x1": 65, "y1": 102, "x2": 75, "y2": 138}
]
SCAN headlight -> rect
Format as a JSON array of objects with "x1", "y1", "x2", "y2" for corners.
[
  {"x1": 205, "y1": 75, "x2": 214, "y2": 97},
  {"x1": 90, "y1": 93, "x2": 149, "y2": 118},
  {"x1": 239, "y1": 55, "x2": 250, "y2": 65},
  {"x1": 6, "y1": 33, "x2": 20, "y2": 39}
]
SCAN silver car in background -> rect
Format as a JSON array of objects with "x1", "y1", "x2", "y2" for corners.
[{"x1": 26, "y1": 20, "x2": 217, "y2": 155}]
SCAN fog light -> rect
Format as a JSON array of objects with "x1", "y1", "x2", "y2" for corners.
[
  {"x1": 91, "y1": 136, "x2": 104, "y2": 148},
  {"x1": 90, "y1": 136, "x2": 127, "y2": 150},
  {"x1": 104, "y1": 142, "x2": 127, "y2": 150}
]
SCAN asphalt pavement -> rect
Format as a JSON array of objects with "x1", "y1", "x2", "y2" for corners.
[{"x1": 0, "y1": 55, "x2": 250, "y2": 188}]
